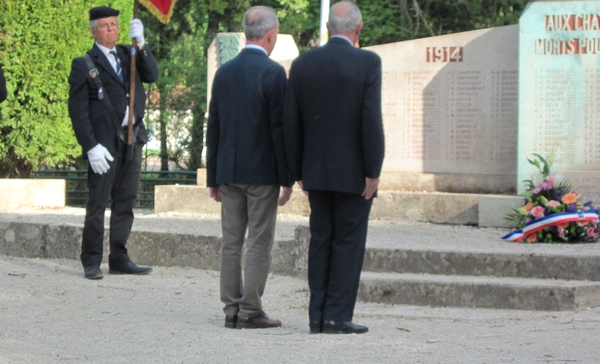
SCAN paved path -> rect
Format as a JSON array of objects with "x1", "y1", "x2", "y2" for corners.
[{"x1": 1, "y1": 207, "x2": 600, "y2": 363}]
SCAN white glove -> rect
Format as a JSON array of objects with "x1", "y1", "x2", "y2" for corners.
[
  {"x1": 129, "y1": 19, "x2": 145, "y2": 48},
  {"x1": 87, "y1": 144, "x2": 114, "y2": 175},
  {"x1": 121, "y1": 105, "x2": 132, "y2": 127}
]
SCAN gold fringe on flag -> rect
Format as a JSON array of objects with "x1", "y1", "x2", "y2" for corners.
[{"x1": 138, "y1": 0, "x2": 176, "y2": 24}]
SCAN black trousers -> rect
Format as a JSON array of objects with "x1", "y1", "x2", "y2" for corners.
[
  {"x1": 80, "y1": 144, "x2": 142, "y2": 268},
  {"x1": 307, "y1": 190, "x2": 373, "y2": 323}
]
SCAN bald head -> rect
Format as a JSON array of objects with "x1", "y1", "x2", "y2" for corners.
[
  {"x1": 243, "y1": 6, "x2": 279, "y2": 40},
  {"x1": 328, "y1": 1, "x2": 362, "y2": 34}
]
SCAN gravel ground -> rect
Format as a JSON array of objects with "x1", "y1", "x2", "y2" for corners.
[
  {"x1": 1, "y1": 255, "x2": 600, "y2": 363},
  {"x1": 1, "y1": 207, "x2": 600, "y2": 363}
]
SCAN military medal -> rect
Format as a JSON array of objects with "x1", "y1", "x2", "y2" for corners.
[{"x1": 98, "y1": 87, "x2": 104, "y2": 100}]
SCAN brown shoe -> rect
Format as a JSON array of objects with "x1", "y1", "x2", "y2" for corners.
[
  {"x1": 237, "y1": 311, "x2": 282, "y2": 329},
  {"x1": 225, "y1": 315, "x2": 237, "y2": 329}
]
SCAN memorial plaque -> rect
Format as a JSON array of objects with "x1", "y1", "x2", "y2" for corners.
[
  {"x1": 518, "y1": 0, "x2": 600, "y2": 202},
  {"x1": 366, "y1": 26, "x2": 519, "y2": 175}
]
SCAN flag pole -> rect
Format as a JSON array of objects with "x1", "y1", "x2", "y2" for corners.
[{"x1": 127, "y1": 0, "x2": 140, "y2": 158}]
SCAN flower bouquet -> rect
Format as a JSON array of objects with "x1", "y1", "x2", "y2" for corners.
[{"x1": 502, "y1": 153, "x2": 599, "y2": 243}]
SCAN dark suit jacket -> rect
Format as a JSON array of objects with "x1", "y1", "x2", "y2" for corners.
[
  {"x1": 206, "y1": 48, "x2": 292, "y2": 188},
  {"x1": 0, "y1": 65, "x2": 6, "y2": 103},
  {"x1": 283, "y1": 37, "x2": 385, "y2": 195},
  {"x1": 68, "y1": 43, "x2": 159, "y2": 155}
]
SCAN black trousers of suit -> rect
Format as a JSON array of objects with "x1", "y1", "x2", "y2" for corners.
[
  {"x1": 80, "y1": 143, "x2": 142, "y2": 268},
  {"x1": 307, "y1": 190, "x2": 373, "y2": 323}
]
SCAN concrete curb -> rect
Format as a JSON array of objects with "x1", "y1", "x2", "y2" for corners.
[
  {"x1": 2, "y1": 220, "x2": 600, "y2": 311},
  {"x1": 358, "y1": 272, "x2": 600, "y2": 311},
  {"x1": 156, "y1": 186, "x2": 481, "y2": 225}
]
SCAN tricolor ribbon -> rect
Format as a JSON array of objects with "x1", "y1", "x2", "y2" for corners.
[{"x1": 502, "y1": 209, "x2": 599, "y2": 242}]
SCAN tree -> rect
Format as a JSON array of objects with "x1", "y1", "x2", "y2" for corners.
[
  {"x1": 356, "y1": 0, "x2": 528, "y2": 47},
  {"x1": 141, "y1": 0, "x2": 313, "y2": 171},
  {"x1": 140, "y1": 0, "x2": 213, "y2": 171}
]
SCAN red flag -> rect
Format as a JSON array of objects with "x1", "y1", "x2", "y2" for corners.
[{"x1": 139, "y1": 0, "x2": 176, "y2": 24}]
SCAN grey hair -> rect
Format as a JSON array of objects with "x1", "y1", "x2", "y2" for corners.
[
  {"x1": 242, "y1": 6, "x2": 278, "y2": 40},
  {"x1": 89, "y1": 19, "x2": 119, "y2": 30},
  {"x1": 328, "y1": 1, "x2": 362, "y2": 33}
]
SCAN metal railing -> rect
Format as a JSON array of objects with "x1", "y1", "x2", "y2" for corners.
[{"x1": 33, "y1": 169, "x2": 198, "y2": 208}]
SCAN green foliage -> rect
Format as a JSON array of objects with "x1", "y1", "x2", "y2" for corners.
[
  {"x1": 356, "y1": 0, "x2": 528, "y2": 46},
  {"x1": 0, "y1": 0, "x2": 134, "y2": 177},
  {"x1": 139, "y1": 0, "x2": 311, "y2": 170}
]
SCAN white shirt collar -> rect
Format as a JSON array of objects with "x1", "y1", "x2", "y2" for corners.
[
  {"x1": 244, "y1": 44, "x2": 268, "y2": 55},
  {"x1": 330, "y1": 35, "x2": 353, "y2": 46},
  {"x1": 95, "y1": 42, "x2": 117, "y2": 57}
]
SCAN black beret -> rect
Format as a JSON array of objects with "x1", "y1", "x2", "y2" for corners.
[{"x1": 89, "y1": 6, "x2": 120, "y2": 21}]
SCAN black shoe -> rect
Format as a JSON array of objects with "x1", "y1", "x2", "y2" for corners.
[
  {"x1": 225, "y1": 315, "x2": 238, "y2": 329},
  {"x1": 84, "y1": 266, "x2": 103, "y2": 280},
  {"x1": 109, "y1": 261, "x2": 152, "y2": 275},
  {"x1": 323, "y1": 320, "x2": 368, "y2": 334},
  {"x1": 309, "y1": 321, "x2": 322, "y2": 334}
]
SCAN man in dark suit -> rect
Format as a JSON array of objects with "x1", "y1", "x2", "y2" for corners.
[
  {"x1": 206, "y1": 6, "x2": 293, "y2": 330},
  {"x1": 68, "y1": 6, "x2": 159, "y2": 279},
  {"x1": 283, "y1": 1, "x2": 385, "y2": 334}
]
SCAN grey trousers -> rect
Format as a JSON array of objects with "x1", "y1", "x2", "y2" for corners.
[{"x1": 219, "y1": 184, "x2": 279, "y2": 318}]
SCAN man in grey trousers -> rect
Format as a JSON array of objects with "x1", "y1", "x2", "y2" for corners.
[{"x1": 206, "y1": 5, "x2": 293, "y2": 329}]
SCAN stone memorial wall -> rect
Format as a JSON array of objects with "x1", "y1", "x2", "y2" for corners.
[
  {"x1": 518, "y1": 0, "x2": 600, "y2": 202},
  {"x1": 365, "y1": 25, "x2": 519, "y2": 192}
]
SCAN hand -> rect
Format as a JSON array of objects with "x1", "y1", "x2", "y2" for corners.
[
  {"x1": 362, "y1": 177, "x2": 380, "y2": 200},
  {"x1": 129, "y1": 19, "x2": 145, "y2": 49},
  {"x1": 87, "y1": 144, "x2": 114, "y2": 175},
  {"x1": 298, "y1": 180, "x2": 308, "y2": 197},
  {"x1": 209, "y1": 187, "x2": 222, "y2": 202},
  {"x1": 278, "y1": 186, "x2": 293, "y2": 206}
]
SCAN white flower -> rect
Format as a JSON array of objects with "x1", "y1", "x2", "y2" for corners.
[{"x1": 554, "y1": 174, "x2": 565, "y2": 184}]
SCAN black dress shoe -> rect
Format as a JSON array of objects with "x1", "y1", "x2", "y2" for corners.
[
  {"x1": 323, "y1": 320, "x2": 368, "y2": 334},
  {"x1": 309, "y1": 321, "x2": 322, "y2": 334},
  {"x1": 84, "y1": 266, "x2": 103, "y2": 280},
  {"x1": 109, "y1": 261, "x2": 152, "y2": 275},
  {"x1": 225, "y1": 315, "x2": 238, "y2": 329}
]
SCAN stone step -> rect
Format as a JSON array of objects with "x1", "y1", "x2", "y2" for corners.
[
  {"x1": 363, "y1": 248, "x2": 600, "y2": 281},
  {"x1": 155, "y1": 185, "x2": 525, "y2": 227},
  {"x1": 358, "y1": 271, "x2": 600, "y2": 311},
  {"x1": 2, "y1": 216, "x2": 600, "y2": 311}
]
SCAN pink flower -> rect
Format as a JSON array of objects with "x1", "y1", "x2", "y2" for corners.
[
  {"x1": 526, "y1": 234, "x2": 537, "y2": 243},
  {"x1": 587, "y1": 227, "x2": 598, "y2": 239},
  {"x1": 540, "y1": 182, "x2": 552, "y2": 190},
  {"x1": 546, "y1": 175, "x2": 555, "y2": 185},
  {"x1": 532, "y1": 187, "x2": 542, "y2": 194},
  {"x1": 531, "y1": 206, "x2": 545, "y2": 218},
  {"x1": 547, "y1": 200, "x2": 561, "y2": 207}
]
